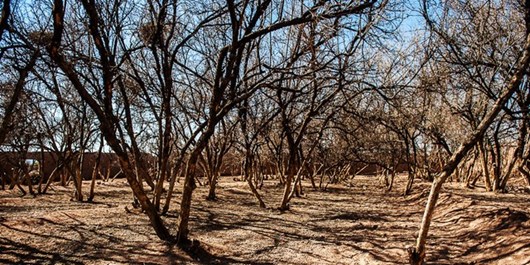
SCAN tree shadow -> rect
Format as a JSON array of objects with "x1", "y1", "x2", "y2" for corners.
[
  {"x1": 425, "y1": 204, "x2": 530, "y2": 263},
  {"x1": 178, "y1": 240, "x2": 274, "y2": 265},
  {"x1": 0, "y1": 217, "x2": 191, "y2": 264}
]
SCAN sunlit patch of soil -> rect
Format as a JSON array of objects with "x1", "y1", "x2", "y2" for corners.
[{"x1": 1, "y1": 175, "x2": 529, "y2": 264}]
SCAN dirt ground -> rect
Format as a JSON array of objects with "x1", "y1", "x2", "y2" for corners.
[{"x1": 1, "y1": 175, "x2": 529, "y2": 264}]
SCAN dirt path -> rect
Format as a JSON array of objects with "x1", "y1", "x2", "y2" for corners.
[{"x1": 1, "y1": 175, "x2": 529, "y2": 264}]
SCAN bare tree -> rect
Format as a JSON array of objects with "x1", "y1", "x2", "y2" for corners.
[
  {"x1": 42, "y1": 0, "x2": 385, "y2": 246},
  {"x1": 409, "y1": 1, "x2": 530, "y2": 263}
]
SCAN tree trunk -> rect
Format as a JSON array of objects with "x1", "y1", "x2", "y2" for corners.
[
  {"x1": 154, "y1": 160, "x2": 168, "y2": 211},
  {"x1": 206, "y1": 147, "x2": 225, "y2": 201},
  {"x1": 408, "y1": 177, "x2": 444, "y2": 264},
  {"x1": 42, "y1": 166, "x2": 60, "y2": 194},
  {"x1": 388, "y1": 170, "x2": 396, "y2": 192},
  {"x1": 489, "y1": 134, "x2": 502, "y2": 191},
  {"x1": 279, "y1": 151, "x2": 296, "y2": 210},
  {"x1": 176, "y1": 159, "x2": 198, "y2": 245},
  {"x1": 309, "y1": 164, "x2": 319, "y2": 190},
  {"x1": 288, "y1": 163, "x2": 307, "y2": 200},
  {"x1": 88, "y1": 163, "x2": 98, "y2": 202},
  {"x1": 119, "y1": 156, "x2": 172, "y2": 241},
  {"x1": 176, "y1": 118, "x2": 218, "y2": 244},
  {"x1": 75, "y1": 152, "x2": 84, "y2": 201},
  {"x1": 278, "y1": 174, "x2": 292, "y2": 210},
  {"x1": 499, "y1": 152, "x2": 517, "y2": 191},
  {"x1": 161, "y1": 162, "x2": 181, "y2": 215},
  {"x1": 478, "y1": 139, "x2": 492, "y2": 191},
  {"x1": 88, "y1": 140, "x2": 103, "y2": 202},
  {"x1": 206, "y1": 169, "x2": 219, "y2": 201},
  {"x1": 247, "y1": 171, "x2": 266, "y2": 208}
]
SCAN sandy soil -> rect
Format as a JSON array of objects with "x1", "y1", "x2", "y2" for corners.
[{"x1": 1, "y1": 175, "x2": 529, "y2": 264}]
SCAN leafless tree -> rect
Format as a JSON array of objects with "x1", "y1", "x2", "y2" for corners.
[
  {"x1": 409, "y1": 1, "x2": 530, "y2": 263},
  {"x1": 42, "y1": 0, "x2": 386, "y2": 246}
]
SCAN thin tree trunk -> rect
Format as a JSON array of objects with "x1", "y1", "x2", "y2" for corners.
[
  {"x1": 246, "y1": 160, "x2": 266, "y2": 208},
  {"x1": 206, "y1": 147, "x2": 226, "y2": 201},
  {"x1": 42, "y1": 166, "x2": 60, "y2": 194},
  {"x1": 288, "y1": 162, "x2": 305, "y2": 200},
  {"x1": 388, "y1": 170, "x2": 396, "y2": 192},
  {"x1": 309, "y1": 164, "x2": 318, "y2": 189},
  {"x1": 279, "y1": 173, "x2": 292, "y2": 210},
  {"x1": 88, "y1": 139, "x2": 103, "y2": 202},
  {"x1": 161, "y1": 162, "x2": 181, "y2": 215},
  {"x1": 75, "y1": 152, "x2": 84, "y2": 201},
  {"x1": 206, "y1": 171, "x2": 218, "y2": 200},
  {"x1": 478, "y1": 139, "x2": 493, "y2": 191},
  {"x1": 154, "y1": 160, "x2": 168, "y2": 211},
  {"x1": 176, "y1": 159, "x2": 198, "y2": 245},
  {"x1": 154, "y1": 117, "x2": 171, "y2": 210},
  {"x1": 499, "y1": 151, "x2": 517, "y2": 190},
  {"x1": 279, "y1": 150, "x2": 296, "y2": 210}
]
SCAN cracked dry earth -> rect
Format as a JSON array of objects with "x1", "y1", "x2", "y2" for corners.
[{"x1": 1, "y1": 175, "x2": 529, "y2": 264}]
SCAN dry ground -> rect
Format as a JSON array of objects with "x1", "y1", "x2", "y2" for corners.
[{"x1": 1, "y1": 175, "x2": 529, "y2": 264}]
